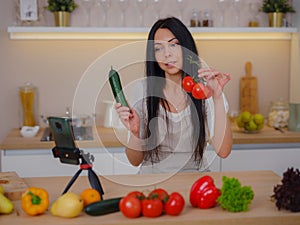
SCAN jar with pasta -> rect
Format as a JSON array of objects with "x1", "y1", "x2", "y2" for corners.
[{"x1": 19, "y1": 82, "x2": 37, "y2": 127}]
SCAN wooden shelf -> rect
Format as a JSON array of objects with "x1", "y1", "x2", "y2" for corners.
[{"x1": 7, "y1": 26, "x2": 298, "y2": 40}]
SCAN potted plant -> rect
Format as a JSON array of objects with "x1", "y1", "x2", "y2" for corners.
[
  {"x1": 45, "y1": 0, "x2": 79, "y2": 26},
  {"x1": 260, "y1": 0, "x2": 295, "y2": 27}
]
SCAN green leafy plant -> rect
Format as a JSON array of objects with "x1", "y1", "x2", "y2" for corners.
[
  {"x1": 260, "y1": 0, "x2": 295, "y2": 13},
  {"x1": 45, "y1": 0, "x2": 78, "y2": 13},
  {"x1": 217, "y1": 176, "x2": 254, "y2": 212}
]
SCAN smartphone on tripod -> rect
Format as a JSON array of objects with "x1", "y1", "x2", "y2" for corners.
[
  {"x1": 48, "y1": 116, "x2": 81, "y2": 165},
  {"x1": 48, "y1": 116, "x2": 104, "y2": 196}
]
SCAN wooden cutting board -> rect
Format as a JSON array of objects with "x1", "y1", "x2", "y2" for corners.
[
  {"x1": 0, "y1": 171, "x2": 28, "y2": 201},
  {"x1": 240, "y1": 61, "x2": 259, "y2": 114}
]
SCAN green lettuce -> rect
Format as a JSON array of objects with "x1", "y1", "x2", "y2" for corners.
[{"x1": 217, "y1": 176, "x2": 254, "y2": 212}]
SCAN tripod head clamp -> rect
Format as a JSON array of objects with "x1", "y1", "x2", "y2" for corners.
[{"x1": 80, "y1": 150, "x2": 95, "y2": 165}]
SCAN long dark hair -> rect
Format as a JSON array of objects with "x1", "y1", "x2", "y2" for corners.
[{"x1": 145, "y1": 17, "x2": 206, "y2": 166}]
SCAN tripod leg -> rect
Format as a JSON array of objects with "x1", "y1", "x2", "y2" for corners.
[
  {"x1": 62, "y1": 169, "x2": 83, "y2": 194},
  {"x1": 88, "y1": 169, "x2": 104, "y2": 196}
]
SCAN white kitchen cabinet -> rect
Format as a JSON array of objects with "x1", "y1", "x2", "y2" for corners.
[
  {"x1": 0, "y1": 148, "x2": 138, "y2": 177},
  {"x1": 221, "y1": 146, "x2": 300, "y2": 176},
  {"x1": 203, "y1": 148, "x2": 221, "y2": 172},
  {"x1": 0, "y1": 147, "x2": 219, "y2": 177},
  {"x1": 2, "y1": 145, "x2": 299, "y2": 177},
  {"x1": 113, "y1": 149, "x2": 222, "y2": 174},
  {"x1": 113, "y1": 152, "x2": 139, "y2": 175},
  {"x1": 0, "y1": 149, "x2": 99, "y2": 177}
]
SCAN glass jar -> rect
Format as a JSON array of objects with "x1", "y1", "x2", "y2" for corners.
[
  {"x1": 202, "y1": 10, "x2": 213, "y2": 27},
  {"x1": 19, "y1": 82, "x2": 37, "y2": 127},
  {"x1": 190, "y1": 10, "x2": 200, "y2": 27},
  {"x1": 268, "y1": 99, "x2": 289, "y2": 128}
]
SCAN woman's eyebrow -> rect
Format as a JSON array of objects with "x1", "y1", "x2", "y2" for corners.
[
  {"x1": 168, "y1": 37, "x2": 177, "y2": 42},
  {"x1": 154, "y1": 37, "x2": 177, "y2": 45}
]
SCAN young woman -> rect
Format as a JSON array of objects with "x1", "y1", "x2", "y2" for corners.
[{"x1": 116, "y1": 17, "x2": 232, "y2": 174}]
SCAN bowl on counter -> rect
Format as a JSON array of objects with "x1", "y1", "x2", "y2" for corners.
[
  {"x1": 242, "y1": 128, "x2": 261, "y2": 134},
  {"x1": 20, "y1": 126, "x2": 40, "y2": 138},
  {"x1": 236, "y1": 111, "x2": 265, "y2": 134}
]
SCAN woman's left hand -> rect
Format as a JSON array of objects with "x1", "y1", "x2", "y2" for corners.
[{"x1": 198, "y1": 68, "x2": 231, "y2": 98}]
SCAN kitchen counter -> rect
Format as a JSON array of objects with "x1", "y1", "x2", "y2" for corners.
[
  {"x1": 1, "y1": 170, "x2": 300, "y2": 225},
  {"x1": 1, "y1": 125, "x2": 300, "y2": 150},
  {"x1": 0, "y1": 126, "x2": 128, "y2": 150}
]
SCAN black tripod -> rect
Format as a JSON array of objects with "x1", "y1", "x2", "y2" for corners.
[{"x1": 52, "y1": 147, "x2": 104, "y2": 198}]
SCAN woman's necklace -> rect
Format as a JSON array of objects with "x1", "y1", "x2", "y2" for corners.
[{"x1": 163, "y1": 90, "x2": 188, "y2": 112}]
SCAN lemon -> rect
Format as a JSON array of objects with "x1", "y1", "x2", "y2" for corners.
[
  {"x1": 236, "y1": 115, "x2": 244, "y2": 128},
  {"x1": 253, "y1": 113, "x2": 264, "y2": 125},
  {"x1": 240, "y1": 111, "x2": 252, "y2": 123},
  {"x1": 245, "y1": 120, "x2": 257, "y2": 131}
]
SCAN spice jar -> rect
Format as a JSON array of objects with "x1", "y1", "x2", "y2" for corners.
[
  {"x1": 268, "y1": 99, "x2": 289, "y2": 128},
  {"x1": 19, "y1": 82, "x2": 37, "y2": 126},
  {"x1": 190, "y1": 10, "x2": 200, "y2": 27},
  {"x1": 202, "y1": 10, "x2": 213, "y2": 27}
]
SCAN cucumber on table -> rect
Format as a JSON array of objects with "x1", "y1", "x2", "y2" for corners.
[{"x1": 84, "y1": 197, "x2": 122, "y2": 216}]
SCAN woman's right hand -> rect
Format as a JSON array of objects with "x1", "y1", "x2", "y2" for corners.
[{"x1": 115, "y1": 103, "x2": 140, "y2": 135}]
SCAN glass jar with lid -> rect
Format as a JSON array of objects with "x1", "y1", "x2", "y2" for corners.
[{"x1": 268, "y1": 98, "x2": 289, "y2": 128}]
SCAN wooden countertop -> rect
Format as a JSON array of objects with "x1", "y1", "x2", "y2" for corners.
[
  {"x1": 1, "y1": 170, "x2": 300, "y2": 225},
  {"x1": 0, "y1": 126, "x2": 128, "y2": 150},
  {"x1": 231, "y1": 124, "x2": 300, "y2": 144},
  {"x1": 1, "y1": 125, "x2": 300, "y2": 150}
]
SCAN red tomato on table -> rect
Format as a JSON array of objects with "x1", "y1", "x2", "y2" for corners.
[
  {"x1": 148, "y1": 188, "x2": 169, "y2": 202},
  {"x1": 127, "y1": 191, "x2": 146, "y2": 200},
  {"x1": 142, "y1": 198, "x2": 163, "y2": 217},
  {"x1": 165, "y1": 192, "x2": 185, "y2": 216},
  {"x1": 119, "y1": 196, "x2": 142, "y2": 218}
]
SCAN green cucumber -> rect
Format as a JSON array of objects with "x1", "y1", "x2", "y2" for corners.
[
  {"x1": 84, "y1": 197, "x2": 122, "y2": 216},
  {"x1": 108, "y1": 67, "x2": 129, "y2": 107}
]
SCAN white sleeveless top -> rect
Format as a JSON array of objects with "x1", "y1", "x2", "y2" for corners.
[{"x1": 127, "y1": 80, "x2": 228, "y2": 174}]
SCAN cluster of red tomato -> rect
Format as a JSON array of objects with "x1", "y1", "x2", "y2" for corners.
[
  {"x1": 119, "y1": 188, "x2": 185, "y2": 218},
  {"x1": 119, "y1": 175, "x2": 220, "y2": 219},
  {"x1": 182, "y1": 76, "x2": 212, "y2": 100}
]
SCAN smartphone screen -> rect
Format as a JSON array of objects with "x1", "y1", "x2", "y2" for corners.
[
  {"x1": 48, "y1": 116, "x2": 77, "y2": 150},
  {"x1": 48, "y1": 116, "x2": 80, "y2": 165}
]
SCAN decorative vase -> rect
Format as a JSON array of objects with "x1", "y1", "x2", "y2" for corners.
[
  {"x1": 54, "y1": 11, "x2": 70, "y2": 27},
  {"x1": 268, "y1": 12, "x2": 284, "y2": 27}
]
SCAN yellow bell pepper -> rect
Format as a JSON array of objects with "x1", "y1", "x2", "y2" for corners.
[{"x1": 21, "y1": 187, "x2": 49, "y2": 216}]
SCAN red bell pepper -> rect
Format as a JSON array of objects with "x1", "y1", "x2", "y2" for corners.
[{"x1": 190, "y1": 175, "x2": 220, "y2": 209}]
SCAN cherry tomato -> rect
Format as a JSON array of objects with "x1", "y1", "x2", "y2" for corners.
[
  {"x1": 127, "y1": 191, "x2": 146, "y2": 200},
  {"x1": 119, "y1": 196, "x2": 142, "y2": 218},
  {"x1": 165, "y1": 192, "x2": 185, "y2": 216},
  {"x1": 142, "y1": 198, "x2": 163, "y2": 217},
  {"x1": 182, "y1": 76, "x2": 196, "y2": 93},
  {"x1": 148, "y1": 188, "x2": 169, "y2": 202},
  {"x1": 191, "y1": 83, "x2": 213, "y2": 100}
]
